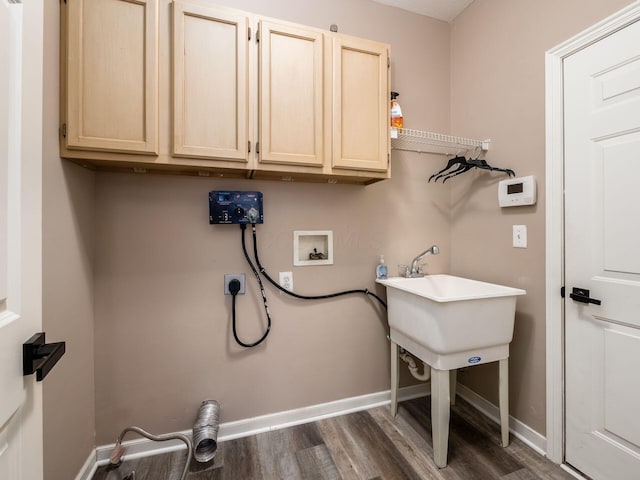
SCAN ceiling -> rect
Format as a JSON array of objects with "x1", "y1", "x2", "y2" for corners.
[{"x1": 371, "y1": 0, "x2": 474, "y2": 22}]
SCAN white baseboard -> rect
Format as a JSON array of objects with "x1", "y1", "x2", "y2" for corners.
[
  {"x1": 73, "y1": 449, "x2": 98, "y2": 480},
  {"x1": 91, "y1": 385, "x2": 428, "y2": 468},
  {"x1": 77, "y1": 382, "x2": 548, "y2": 479},
  {"x1": 455, "y1": 383, "x2": 547, "y2": 455},
  {"x1": 560, "y1": 463, "x2": 588, "y2": 480}
]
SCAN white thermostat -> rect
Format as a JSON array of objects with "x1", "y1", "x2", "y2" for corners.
[{"x1": 498, "y1": 175, "x2": 536, "y2": 207}]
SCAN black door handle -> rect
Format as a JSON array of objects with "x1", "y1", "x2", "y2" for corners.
[
  {"x1": 23, "y1": 332, "x2": 66, "y2": 381},
  {"x1": 569, "y1": 287, "x2": 601, "y2": 306}
]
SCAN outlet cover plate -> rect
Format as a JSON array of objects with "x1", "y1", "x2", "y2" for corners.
[
  {"x1": 279, "y1": 271, "x2": 293, "y2": 291},
  {"x1": 224, "y1": 274, "x2": 245, "y2": 294}
]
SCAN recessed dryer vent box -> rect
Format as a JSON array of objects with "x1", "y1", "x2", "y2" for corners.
[{"x1": 293, "y1": 231, "x2": 333, "y2": 266}]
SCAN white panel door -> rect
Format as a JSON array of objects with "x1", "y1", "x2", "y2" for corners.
[
  {"x1": 564, "y1": 19, "x2": 640, "y2": 480},
  {"x1": 0, "y1": 1, "x2": 43, "y2": 479}
]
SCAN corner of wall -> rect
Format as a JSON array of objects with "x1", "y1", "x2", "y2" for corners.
[{"x1": 42, "y1": 1, "x2": 97, "y2": 479}]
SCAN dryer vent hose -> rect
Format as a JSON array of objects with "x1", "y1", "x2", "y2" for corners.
[{"x1": 192, "y1": 399, "x2": 221, "y2": 463}]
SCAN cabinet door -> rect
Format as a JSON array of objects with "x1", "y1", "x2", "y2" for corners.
[
  {"x1": 64, "y1": 0, "x2": 158, "y2": 154},
  {"x1": 259, "y1": 21, "x2": 324, "y2": 167},
  {"x1": 173, "y1": 2, "x2": 249, "y2": 162},
  {"x1": 332, "y1": 37, "x2": 389, "y2": 172}
]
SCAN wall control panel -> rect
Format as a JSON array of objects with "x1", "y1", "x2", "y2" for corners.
[
  {"x1": 209, "y1": 191, "x2": 263, "y2": 224},
  {"x1": 498, "y1": 175, "x2": 536, "y2": 207}
]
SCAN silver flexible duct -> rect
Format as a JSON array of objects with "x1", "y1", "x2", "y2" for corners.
[{"x1": 192, "y1": 400, "x2": 221, "y2": 463}]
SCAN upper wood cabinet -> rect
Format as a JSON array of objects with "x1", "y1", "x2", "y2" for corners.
[
  {"x1": 60, "y1": 1, "x2": 390, "y2": 184},
  {"x1": 332, "y1": 36, "x2": 390, "y2": 172},
  {"x1": 172, "y1": 2, "x2": 249, "y2": 162},
  {"x1": 256, "y1": 21, "x2": 390, "y2": 177},
  {"x1": 258, "y1": 20, "x2": 325, "y2": 168},
  {"x1": 62, "y1": 0, "x2": 159, "y2": 155}
]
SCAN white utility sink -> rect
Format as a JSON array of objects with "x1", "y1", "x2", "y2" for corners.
[
  {"x1": 376, "y1": 274, "x2": 526, "y2": 370},
  {"x1": 376, "y1": 274, "x2": 526, "y2": 468}
]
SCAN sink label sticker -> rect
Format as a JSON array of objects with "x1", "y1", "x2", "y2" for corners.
[{"x1": 468, "y1": 356, "x2": 482, "y2": 364}]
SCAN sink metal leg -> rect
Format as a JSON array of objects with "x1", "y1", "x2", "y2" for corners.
[
  {"x1": 390, "y1": 341, "x2": 399, "y2": 417},
  {"x1": 431, "y1": 368, "x2": 451, "y2": 468},
  {"x1": 499, "y1": 358, "x2": 509, "y2": 447}
]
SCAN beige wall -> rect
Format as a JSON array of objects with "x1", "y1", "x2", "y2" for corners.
[
  {"x1": 449, "y1": 0, "x2": 632, "y2": 434},
  {"x1": 42, "y1": 2, "x2": 96, "y2": 480},
  {"x1": 93, "y1": 0, "x2": 451, "y2": 444},
  {"x1": 43, "y1": 0, "x2": 638, "y2": 474}
]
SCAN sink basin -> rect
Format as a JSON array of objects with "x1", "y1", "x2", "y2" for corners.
[{"x1": 377, "y1": 274, "x2": 526, "y2": 370}]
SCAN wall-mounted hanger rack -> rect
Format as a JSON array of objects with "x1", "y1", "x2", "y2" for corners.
[{"x1": 391, "y1": 128, "x2": 490, "y2": 156}]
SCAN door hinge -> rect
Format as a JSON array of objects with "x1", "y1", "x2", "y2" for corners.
[
  {"x1": 248, "y1": 27, "x2": 251, "y2": 41},
  {"x1": 387, "y1": 56, "x2": 390, "y2": 68},
  {"x1": 256, "y1": 142, "x2": 260, "y2": 154},
  {"x1": 256, "y1": 28, "x2": 260, "y2": 43},
  {"x1": 61, "y1": 123, "x2": 67, "y2": 138},
  {"x1": 248, "y1": 140, "x2": 251, "y2": 153},
  {"x1": 560, "y1": 286, "x2": 565, "y2": 298}
]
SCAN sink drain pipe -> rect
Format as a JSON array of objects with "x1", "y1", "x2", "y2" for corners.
[{"x1": 399, "y1": 347, "x2": 431, "y2": 381}]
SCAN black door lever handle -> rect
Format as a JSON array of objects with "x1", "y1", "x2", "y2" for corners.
[
  {"x1": 23, "y1": 332, "x2": 66, "y2": 381},
  {"x1": 569, "y1": 287, "x2": 601, "y2": 306}
]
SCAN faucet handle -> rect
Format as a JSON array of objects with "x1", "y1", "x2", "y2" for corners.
[{"x1": 398, "y1": 264, "x2": 410, "y2": 277}]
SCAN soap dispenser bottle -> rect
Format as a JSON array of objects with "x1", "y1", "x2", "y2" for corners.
[{"x1": 376, "y1": 255, "x2": 388, "y2": 280}]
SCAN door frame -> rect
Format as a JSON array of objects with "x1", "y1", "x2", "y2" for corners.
[{"x1": 544, "y1": 0, "x2": 640, "y2": 465}]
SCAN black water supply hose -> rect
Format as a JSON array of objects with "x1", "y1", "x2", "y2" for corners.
[
  {"x1": 229, "y1": 224, "x2": 272, "y2": 348},
  {"x1": 232, "y1": 223, "x2": 387, "y2": 348},
  {"x1": 249, "y1": 224, "x2": 388, "y2": 309}
]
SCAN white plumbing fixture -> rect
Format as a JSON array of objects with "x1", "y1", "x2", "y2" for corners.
[{"x1": 377, "y1": 274, "x2": 525, "y2": 468}]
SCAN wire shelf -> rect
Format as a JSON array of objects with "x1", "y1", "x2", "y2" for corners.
[{"x1": 391, "y1": 128, "x2": 490, "y2": 156}]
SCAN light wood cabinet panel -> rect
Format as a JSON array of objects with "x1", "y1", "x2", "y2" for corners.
[
  {"x1": 258, "y1": 20, "x2": 324, "y2": 167},
  {"x1": 60, "y1": 1, "x2": 389, "y2": 184},
  {"x1": 63, "y1": 0, "x2": 158, "y2": 154},
  {"x1": 172, "y1": 2, "x2": 249, "y2": 162},
  {"x1": 332, "y1": 36, "x2": 389, "y2": 172}
]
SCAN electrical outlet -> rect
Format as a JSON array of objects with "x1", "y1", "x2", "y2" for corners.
[
  {"x1": 279, "y1": 271, "x2": 293, "y2": 291},
  {"x1": 224, "y1": 274, "x2": 245, "y2": 294},
  {"x1": 513, "y1": 225, "x2": 527, "y2": 248}
]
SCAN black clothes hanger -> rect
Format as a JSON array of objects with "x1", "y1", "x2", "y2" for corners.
[
  {"x1": 467, "y1": 158, "x2": 515, "y2": 176},
  {"x1": 430, "y1": 155, "x2": 515, "y2": 183},
  {"x1": 431, "y1": 155, "x2": 473, "y2": 183},
  {"x1": 428, "y1": 155, "x2": 466, "y2": 182},
  {"x1": 442, "y1": 162, "x2": 474, "y2": 183}
]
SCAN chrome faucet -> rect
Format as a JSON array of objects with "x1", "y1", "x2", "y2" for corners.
[{"x1": 401, "y1": 245, "x2": 440, "y2": 277}]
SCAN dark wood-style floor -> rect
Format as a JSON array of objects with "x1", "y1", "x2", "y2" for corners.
[{"x1": 93, "y1": 397, "x2": 576, "y2": 480}]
